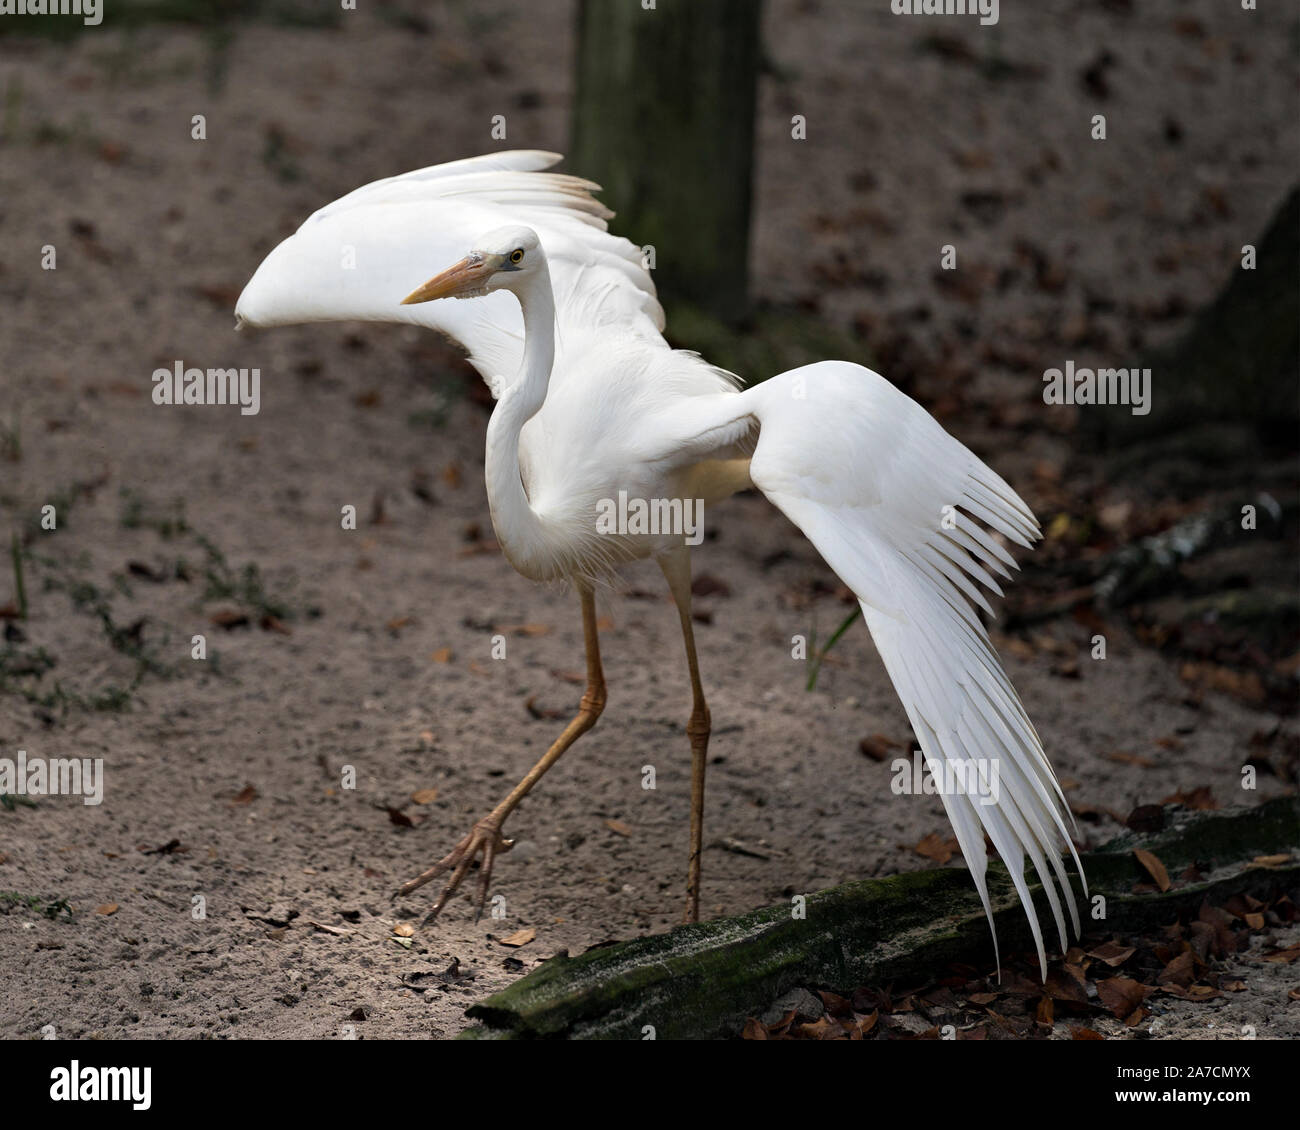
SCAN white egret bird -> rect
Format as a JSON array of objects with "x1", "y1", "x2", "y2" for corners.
[{"x1": 236, "y1": 151, "x2": 1084, "y2": 974}]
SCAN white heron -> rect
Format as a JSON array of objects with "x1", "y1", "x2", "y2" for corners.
[{"x1": 235, "y1": 151, "x2": 1084, "y2": 975}]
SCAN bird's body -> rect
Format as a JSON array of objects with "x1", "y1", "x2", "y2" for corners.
[
  {"x1": 497, "y1": 329, "x2": 743, "y2": 581},
  {"x1": 237, "y1": 151, "x2": 1084, "y2": 974}
]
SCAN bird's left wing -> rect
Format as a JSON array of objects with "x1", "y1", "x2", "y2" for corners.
[
  {"x1": 235, "y1": 151, "x2": 663, "y2": 393},
  {"x1": 658, "y1": 360, "x2": 1085, "y2": 976}
]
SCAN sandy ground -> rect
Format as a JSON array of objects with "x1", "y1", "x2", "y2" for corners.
[{"x1": 0, "y1": 1, "x2": 1296, "y2": 1039}]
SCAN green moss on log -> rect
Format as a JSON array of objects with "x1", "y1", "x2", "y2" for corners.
[{"x1": 462, "y1": 797, "x2": 1299, "y2": 1040}]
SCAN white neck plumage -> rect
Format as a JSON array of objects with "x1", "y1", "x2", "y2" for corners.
[{"x1": 483, "y1": 259, "x2": 557, "y2": 577}]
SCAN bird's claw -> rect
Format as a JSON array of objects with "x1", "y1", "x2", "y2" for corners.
[{"x1": 395, "y1": 817, "x2": 513, "y2": 925}]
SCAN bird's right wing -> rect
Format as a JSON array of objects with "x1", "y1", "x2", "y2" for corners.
[
  {"x1": 235, "y1": 151, "x2": 663, "y2": 393},
  {"x1": 662, "y1": 360, "x2": 1084, "y2": 976}
]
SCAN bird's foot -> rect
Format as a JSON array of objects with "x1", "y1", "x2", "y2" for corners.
[{"x1": 395, "y1": 815, "x2": 513, "y2": 924}]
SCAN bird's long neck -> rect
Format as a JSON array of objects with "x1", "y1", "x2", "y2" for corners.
[{"x1": 484, "y1": 264, "x2": 556, "y2": 574}]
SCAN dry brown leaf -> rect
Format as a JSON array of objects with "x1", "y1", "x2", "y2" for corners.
[
  {"x1": 95, "y1": 903, "x2": 119, "y2": 915},
  {"x1": 1045, "y1": 968, "x2": 1090, "y2": 1004},
  {"x1": 1262, "y1": 944, "x2": 1300, "y2": 964},
  {"x1": 1133, "y1": 848, "x2": 1171, "y2": 892},
  {"x1": 393, "y1": 922, "x2": 415, "y2": 938},
  {"x1": 913, "y1": 832, "x2": 958, "y2": 864},
  {"x1": 1003, "y1": 635, "x2": 1035, "y2": 660},
  {"x1": 230, "y1": 784, "x2": 258, "y2": 806},
  {"x1": 1103, "y1": 751, "x2": 1156, "y2": 768},
  {"x1": 1086, "y1": 940, "x2": 1136, "y2": 967},
  {"x1": 1252, "y1": 854, "x2": 1291, "y2": 867},
  {"x1": 1035, "y1": 996, "x2": 1054, "y2": 1026},
  {"x1": 817, "y1": 990, "x2": 852, "y2": 1017},
  {"x1": 209, "y1": 608, "x2": 250, "y2": 630},
  {"x1": 795, "y1": 1016, "x2": 844, "y2": 1041},
  {"x1": 1096, "y1": 977, "x2": 1154, "y2": 1018},
  {"x1": 430, "y1": 647, "x2": 453, "y2": 664},
  {"x1": 1161, "y1": 785, "x2": 1217, "y2": 810},
  {"x1": 1157, "y1": 950, "x2": 1196, "y2": 988},
  {"x1": 1071, "y1": 801, "x2": 1128, "y2": 823},
  {"x1": 1178, "y1": 662, "x2": 1265, "y2": 705},
  {"x1": 859, "y1": 734, "x2": 903, "y2": 761},
  {"x1": 498, "y1": 928, "x2": 536, "y2": 947},
  {"x1": 691, "y1": 574, "x2": 731, "y2": 598},
  {"x1": 1196, "y1": 903, "x2": 1236, "y2": 956},
  {"x1": 525, "y1": 695, "x2": 566, "y2": 721},
  {"x1": 604, "y1": 819, "x2": 632, "y2": 837},
  {"x1": 410, "y1": 788, "x2": 439, "y2": 805},
  {"x1": 765, "y1": 1009, "x2": 798, "y2": 1037}
]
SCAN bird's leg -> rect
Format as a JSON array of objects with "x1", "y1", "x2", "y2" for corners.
[
  {"x1": 659, "y1": 548, "x2": 711, "y2": 924},
  {"x1": 397, "y1": 583, "x2": 606, "y2": 923}
]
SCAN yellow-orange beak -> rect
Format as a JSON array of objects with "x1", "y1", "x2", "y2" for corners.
[{"x1": 400, "y1": 255, "x2": 487, "y2": 305}]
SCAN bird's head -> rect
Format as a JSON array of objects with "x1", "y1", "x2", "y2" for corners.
[{"x1": 400, "y1": 225, "x2": 541, "y2": 305}]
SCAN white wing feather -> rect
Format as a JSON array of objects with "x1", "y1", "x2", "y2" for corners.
[
  {"x1": 669, "y1": 361, "x2": 1085, "y2": 976},
  {"x1": 235, "y1": 151, "x2": 662, "y2": 394}
]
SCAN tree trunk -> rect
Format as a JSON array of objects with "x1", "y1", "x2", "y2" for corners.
[
  {"x1": 1082, "y1": 185, "x2": 1299, "y2": 450},
  {"x1": 571, "y1": 0, "x2": 762, "y2": 324}
]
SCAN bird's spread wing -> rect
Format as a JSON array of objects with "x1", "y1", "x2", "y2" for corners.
[
  {"x1": 669, "y1": 361, "x2": 1084, "y2": 975},
  {"x1": 235, "y1": 151, "x2": 663, "y2": 392}
]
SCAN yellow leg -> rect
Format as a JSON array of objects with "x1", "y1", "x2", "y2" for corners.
[
  {"x1": 397, "y1": 583, "x2": 606, "y2": 922},
  {"x1": 659, "y1": 548, "x2": 711, "y2": 924}
]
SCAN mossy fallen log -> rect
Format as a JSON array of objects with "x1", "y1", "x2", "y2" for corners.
[{"x1": 461, "y1": 796, "x2": 1299, "y2": 1040}]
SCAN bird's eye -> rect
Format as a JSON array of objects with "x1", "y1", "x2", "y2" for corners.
[{"x1": 510, "y1": 249, "x2": 524, "y2": 264}]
